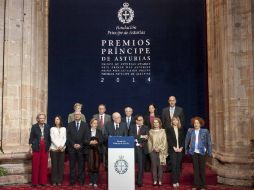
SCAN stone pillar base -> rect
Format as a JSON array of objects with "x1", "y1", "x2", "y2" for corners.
[
  {"x1": 0, "y1": 174, "x2": 31, "y2": 185},
  {"x1": 209, "y1": 158, "x2": 254, "y2": 187},
  {"x1": 0, "y1": 152, "x2": 31, "y2": 185},
  {"x1": 217, "y1": 176, "x2": 253, "y2": 187}
]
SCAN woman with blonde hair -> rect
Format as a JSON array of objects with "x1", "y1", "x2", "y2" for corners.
[
  {"x1": 167, "y1": 116, "x2": 184, "y2": 188},
  {"x1": 84, "y1": 118, "x2": 103, "y2": 188},
  {"x1": 67, "y1": 103, "x2": 86, "y2": 123},
  {"x1": 148, "y1": 117, "x2": 168, "y2": 186}
]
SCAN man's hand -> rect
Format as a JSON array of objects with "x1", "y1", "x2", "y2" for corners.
[
  {"x1": 141, "y1": 135, "x2": 148, "y2": 139},
  {"x1": 74, "y1": 144, "x2": 81, "y2": 149}
]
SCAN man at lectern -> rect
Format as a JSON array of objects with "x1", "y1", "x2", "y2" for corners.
[
  {"x1": 104, "y1": 112, "x2": 128, "y2": 138},
  {"x1": 104, "y1": 112, "x2": 128, "y2": 169},
  {"x1": 129, "y1": 115, "x2": 149, "y2": 187}
]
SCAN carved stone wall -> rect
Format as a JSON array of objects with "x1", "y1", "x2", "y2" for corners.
[
  {"x1": 207, "y1": 0, "x2": 254, "y2": 186},
  {"x1": 0, "y1": 0, "x2": 48, "y2": 184}
]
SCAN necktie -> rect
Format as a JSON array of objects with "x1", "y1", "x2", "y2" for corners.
[
  {"x1": 127, "y1": 117, "x2": 130, "y2": 128},
  {"x1": 115, "y1": 124, "x2": 119, "y2": 136},
  {"x1": 76, "y1": 122, "x2": 79, "y2": 131},
  {"x1": 100, "y1": 115, "x2": 103, "y2": 128}
]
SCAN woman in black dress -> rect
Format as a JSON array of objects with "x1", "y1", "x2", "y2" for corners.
[{"x1": 84, "y1": 118, "x2": 103, "y2": 188}]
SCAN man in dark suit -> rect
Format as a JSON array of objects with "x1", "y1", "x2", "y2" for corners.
[
  {"x1": 129, "y1": 115, "x2": 149, "y2": 187},
  {"x1": 104, "y1": 112, "x2": 128, "y2": 139},
  {"x1": 93, "y1": 104, "x2": 111, "y2": 168},
  {"x1": 121, "y1": 107, "x2": 135, "y2": 130},
  {"x1": 161, "y1": 96, "x2": 185, "y2": 128},
  {"x1": 93, "y1": 104, "x2": 111, "y2": 135},
  {"x1": 104, "y1": 112, "x2": 128, "y2": 169},
  {"x1": 67, "y1": 111, "x2": 89, "y2": 187}
]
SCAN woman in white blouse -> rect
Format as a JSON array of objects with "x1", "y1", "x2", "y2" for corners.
[{"x1": 50, "y1": 115, "x2": 66, "y2": 186}]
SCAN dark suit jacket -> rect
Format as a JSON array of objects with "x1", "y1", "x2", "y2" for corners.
[
  {"x1": 67, "y1": 121, "x2": 88, "y2": 153},
  {"x1": 129, "y1": 124, "x2": 149, "y2": 154},
  {"x1": 166, "y1": 127, "x2": 184, "y2": 152},
  {"x1": 29, "y1": 123, "x2": 51, "y2": 152},
  {"x1": 104, "y1": 122, "x2": 128, "y2": 145},
  {"x1": 93, "y1": 113, "x2": 112, "y2": 134},
  {"x1": 84, "y1": 128, "x2": 104, "y2": 154},
  {"x1": 122, "y1": 116, "x2": 135, "y2": 129},
  {"x1": 161, "y1": 106, "x2": 185, "y2": 128},
  {"x1": 144, "y1": 115, "x2": 160, "y2": 129}
]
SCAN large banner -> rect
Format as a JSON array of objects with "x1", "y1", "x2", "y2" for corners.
[{"x1": 48, "y1": 0, "x2": 207, "y2": 127}]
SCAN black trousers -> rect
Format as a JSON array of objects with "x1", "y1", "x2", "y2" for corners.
[
  {"x1": 50, "y1": 151, "x2": 65, "y2": 184},
  {"x1": 169, "y1": 151, "x2": 183, "y2": 184},
  {"x1": 192, "y1": 153, "x2": 206, "y2": 189},
  {"x1": 144, "y1": 154, "x2": 151, "y2": 171},
  {"x1": 69, "y1": 150, "x2": 85, "y2": 185},
  {"x1": 135, "y1": 146, "x2": 145, "y2": 185},
  {"x1": 89, "y1": 172, "x2": 99, "y2": 184}
]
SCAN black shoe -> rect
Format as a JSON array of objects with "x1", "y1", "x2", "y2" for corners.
[
  {"x1": 137, "y1": 183, "x2": 143, "y2": 187},
  {"x1": 39, "y1": 184, "x2": 49, "y2": 186}
]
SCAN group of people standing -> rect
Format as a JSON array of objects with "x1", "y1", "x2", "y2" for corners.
[{"x1": 28, "y1": 96, "x2": 212, "y2": 190}]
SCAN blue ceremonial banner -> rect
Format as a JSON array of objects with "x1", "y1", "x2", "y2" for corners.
[
  {"x1": 108, "y1": 136, "x2": 134, "y2": 148},
  {"x1": 48, "y1": 0, "x2": 207, "y2": 131}
]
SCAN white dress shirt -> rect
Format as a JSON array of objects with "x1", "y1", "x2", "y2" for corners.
[
  {"x1": 50, "y1": 127, "x2": 66, "y2": 151},
  {"x1": 170, "y1": 107, "x2": 175, "y2": 118},
  {"x1": 136, "y1": 125, "x2": 141, "y2": 146},
  {"x1": 173, "y1": 126, "x2": 179, "y2": 149},
  {"x1": 114, "y1": 122, "x2": 119, "y2": 130},
  {"x1": 91, "y1": 128, "x2": 96, "y2": 137},
  {"x1": 194, "y1": 129, "x2": 200, "y2": 153}
]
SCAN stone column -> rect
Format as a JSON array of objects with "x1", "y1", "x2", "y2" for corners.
[
  {"x1": 0, "y1": 0, "x2": 48, "y2": 184},
  {"x1": 207, "y1": 0, "x2": 254, "y2": 187}
]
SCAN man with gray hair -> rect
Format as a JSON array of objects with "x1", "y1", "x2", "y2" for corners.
[
  {"x1": 122, "y1": 106, "x2": 135, "y2": 130},
  {"x1": 104, "y1": 112, "x2": 128, "y2": 140},
  {"x1": 67, "y1": 111, "x2": 88, "y2": 187},
  {"x1": 104, "y1": 112, "x2": 128, "y2": 170}
]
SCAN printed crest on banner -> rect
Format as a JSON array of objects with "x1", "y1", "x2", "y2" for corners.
[
  {"x1": 114, "y1": 155, "x2": 128, "y2": 174},
  {"x1": 117, "y1": 2, "x2": 134, "y2": 24}
]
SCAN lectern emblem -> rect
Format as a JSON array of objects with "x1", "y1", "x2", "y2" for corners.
[
  {"x1": 118, "y1": 3, "x2": 134, "y2": 24},
  {"x1": 114, "y1": 155, "x2": 128, "y2": 174}
]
